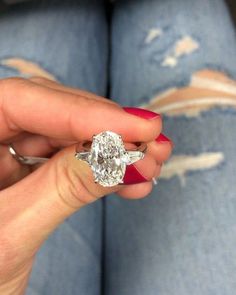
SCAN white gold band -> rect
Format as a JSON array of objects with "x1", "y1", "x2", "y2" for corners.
[
  {"x1": 75, "y1": 141, "x2": 147, "y2": 165},
  {"x1": 8, "y1": 131, "x2": 150, "y2": 187}
]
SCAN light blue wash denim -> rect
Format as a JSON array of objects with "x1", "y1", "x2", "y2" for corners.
[{"x1": 0, "y1": 0, "x2": 236, "y2": 294}]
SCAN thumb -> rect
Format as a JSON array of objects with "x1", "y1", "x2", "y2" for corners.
[
  {"x1": 0, "y1": 107, "x2": 160, "y2": 273},
  {"x1": 0, "y1": 144, "x2": 124, "y2": 287},
  {"x1": 0, "y1": 144, "x2": 120, "y2": 254},
  {"x1": 0, "y1": 132, "x2": 156, "y2": 261}
]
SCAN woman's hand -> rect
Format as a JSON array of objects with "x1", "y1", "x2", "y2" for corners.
[{"x1": 0, "y1": 77, "x2": 172, "y2": 294}]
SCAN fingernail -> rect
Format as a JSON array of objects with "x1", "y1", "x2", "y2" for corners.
[
  {"x1": 123, "y1": 107, "x2": 161, "y2": 120},
  {"x1": 123, "y1": 164, "x2": 148, "y2": 185},
  {"x1": 155, "y1": 133, "x2": 174, "y2": 147}
]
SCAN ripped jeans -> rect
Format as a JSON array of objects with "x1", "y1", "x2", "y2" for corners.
[{"x1": 0, "y1": 0, "x2": 236, "y2": 294}]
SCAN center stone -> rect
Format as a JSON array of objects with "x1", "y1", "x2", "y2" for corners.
[{"x1": 88, "y1": 131, "x2": 129, "y2": 187}]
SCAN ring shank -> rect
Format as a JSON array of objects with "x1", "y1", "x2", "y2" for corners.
[
  {"x1": 75, "y1": 140, "x2": 147, "y2": 153},
  {"x1": 8, "y1": 144, "x2": 49, "y2": 165},
  {"x1": 9, "y1": 140, "x2": 147, "y2": 166}
]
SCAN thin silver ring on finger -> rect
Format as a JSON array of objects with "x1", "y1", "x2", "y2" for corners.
[{"x1": 8, "y1": 144, "x2": 48, "y2": 165}]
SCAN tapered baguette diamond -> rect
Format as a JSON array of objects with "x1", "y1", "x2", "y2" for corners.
[{"x1": 89, "y1": 131, "x2": 129, "y2": 187}]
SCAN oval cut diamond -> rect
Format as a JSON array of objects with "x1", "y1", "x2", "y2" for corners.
[{"x1": 89, "y1": 131, "x2": 128, "y2": 187}]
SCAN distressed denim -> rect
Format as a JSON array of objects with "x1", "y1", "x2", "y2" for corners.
[{"x1": 0, "y1": 0, "x2": 236, "y2": 294}]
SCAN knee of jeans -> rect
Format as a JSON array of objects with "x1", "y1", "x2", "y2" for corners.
[
  {"x1": 142, "y1": 69, "x2": 236, "y2": 117},
  {"x1": 141, "y1": 69, "x2": 236, "y2": 185},
  {"x1": 0, "y1": 57, "x2": 57, "y2": 81},
  {"x1": 145, "y1": 32, "x2": 200, "y2": 68}
]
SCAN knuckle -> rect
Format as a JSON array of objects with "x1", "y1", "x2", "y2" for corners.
[
  {"x1": 0, "y1": 77, "x2": 28, "y2": 94},
  {"x1": 29, "y1": 76, "x2": 52, "y2": 84},
  {"x1": 0, "y1": 77, "x2": 35, "y2": 108},
  {"x1": 0, "y1": 77, "x2": 33, "y2": 130},
  {"x1": 54, "y1": 155, "x2": 97, "y2": 209}
]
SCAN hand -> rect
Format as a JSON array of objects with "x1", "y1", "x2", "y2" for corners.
[{"x1": 0, "y1": 77, "x2": 172, "y2": 294}]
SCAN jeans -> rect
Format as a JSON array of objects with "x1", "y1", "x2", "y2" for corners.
[{"x1": 0, "y1": 0, "x2": 236, "y2": 294}]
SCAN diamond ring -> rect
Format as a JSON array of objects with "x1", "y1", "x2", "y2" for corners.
[
  {"x1": 75, "y1": 131, "x2": 147, "y2": 187},
  {"x1": 8, "y1": 130, "x2": 147, "y2": 187}
]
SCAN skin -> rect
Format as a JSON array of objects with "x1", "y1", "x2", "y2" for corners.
[{"x1": 0, "y1": 77, "x2": 172, "y2": 294}]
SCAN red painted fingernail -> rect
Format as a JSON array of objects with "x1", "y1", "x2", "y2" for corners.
[
  {"x1": 121, "y1": 107, "x2": 161, "y2": 184},
  {"x1": 123, "y1": 107, "x2": 161, "y2": 120},
  {"x1": 123, "y1": 164, "x2": 148, "y2": 184},
  {"x1": 155, "y1": 133, "x2": 174, "y2": 147}
]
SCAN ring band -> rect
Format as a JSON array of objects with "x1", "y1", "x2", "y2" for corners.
[
  {"x1": 76, "y1": 140, "x2": 147, "y2": 153},
  {"x1": 75, "y1": 140, "x2": 147, "y2": 165},
  {"x1": 8, "y1": 130, "x2": 148, "y2": 187},
  {"x1": 8, "y1": 144, "x2": 49, "y2": 165}
]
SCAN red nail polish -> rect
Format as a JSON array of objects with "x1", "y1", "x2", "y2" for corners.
[
  {"x1": 123, "y1": 164, "x2": 148, "y2": 184},
  {"x1": 155, "y1": 133, "x2": 174, "y2": 147},
  {"x1": 123, "y1": 107, "x2": 161, "y2": 120}
]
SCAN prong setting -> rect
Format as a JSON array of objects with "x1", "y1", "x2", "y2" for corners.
[{"x1": 75, "y1": 131, "x2": 146, "y2": 187}]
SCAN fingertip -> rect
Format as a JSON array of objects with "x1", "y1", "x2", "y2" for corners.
[
  {"x1": 155, "y1": 133, "x2": 174, "y2": 148},
  {"x1": 117, "y1": 181, "x2": 153, "y2": 199},
  {"x1": 122, "y1": 107, "x2": 162, "y2": 142},
  {"x1": 134, "y1": 153, "x2": 157, "y2": 181},
  {"x1": 148, "y1": 140, "x2": 173, "y2": 164}
]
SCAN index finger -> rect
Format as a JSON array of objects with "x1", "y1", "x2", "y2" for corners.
[{"x1": 0, "y1": 78, "x2": 162, "y2": 142}]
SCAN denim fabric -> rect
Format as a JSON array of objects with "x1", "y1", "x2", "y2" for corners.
[
  {"x1": 0, "y1": 1, "x2": 108, "y2": 294},
  {"x1": 0, "y1": 0, "x2": 235, "y2": 294},
  {"x1": 106, "y1": 1, "x2": 236, "y2": 294},
  {"x1": 0, "y1": 0, "x2": 108, "y2": 93}
]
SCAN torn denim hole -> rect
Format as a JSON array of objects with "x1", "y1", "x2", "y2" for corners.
[
  {"x1": 160, "y1": 152, "x2": 224, "y2": 186},
  {"x1": 140, "y1": 69, "x2": 236, "y2": 185},
  {"x1": 161, "y1": 35, "x2": 200, "y2": 68},
  {"x1": 144, "y1": 23, "x2": 172, "y2": 45},
  {"x1": 141, "y1": 70, "x2": 236, "y2": 117},
  {"x1": 0, "y1": 57, "x2": 57, "y2": 81},
  {"x1": 145, "y1": 28, "x2": 163, "y2": 44},
  {"x1": 143, "y1": 24, "x2": 176, "y2": 62}
]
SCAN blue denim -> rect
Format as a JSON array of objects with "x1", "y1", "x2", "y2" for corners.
[{"x1": 0, "y1": 0, "x2": 236, "y2": 294}]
